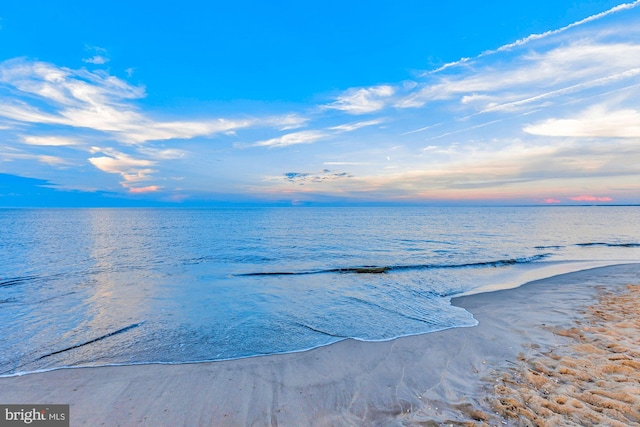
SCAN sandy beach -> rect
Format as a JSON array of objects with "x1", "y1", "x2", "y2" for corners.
[{"x1": 1, "y1": 263, "x2": 638, "y2": 426}]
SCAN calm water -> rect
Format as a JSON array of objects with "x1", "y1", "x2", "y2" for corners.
[{"x1": 1, "y1": 206, "x2": 639, "y2": 376}]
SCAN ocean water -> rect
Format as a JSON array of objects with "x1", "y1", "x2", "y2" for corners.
[{"x1": 1, "y1": 206, "x2": 639, "y2": 376}]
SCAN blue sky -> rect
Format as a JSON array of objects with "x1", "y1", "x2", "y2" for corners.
[{"x1": 1, "y1": 1, "x2": 639, "y2": 206}]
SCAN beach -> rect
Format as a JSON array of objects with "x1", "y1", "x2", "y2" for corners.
[{"x1": 1, "y1": 263, "x2": 638, "y2": 426}]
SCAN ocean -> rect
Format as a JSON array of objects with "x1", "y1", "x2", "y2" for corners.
[{"x1": 1, "y1": 206, "x2": 639, "y2": 376}]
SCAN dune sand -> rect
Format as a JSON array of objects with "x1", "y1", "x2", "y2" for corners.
[{"x1": 1, "y1": 264, "x2": 638, "y2": 426}]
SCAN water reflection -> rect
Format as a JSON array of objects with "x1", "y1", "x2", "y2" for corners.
[{"x1": 1, "y1": 207, "x2": 639, "y2": 375}]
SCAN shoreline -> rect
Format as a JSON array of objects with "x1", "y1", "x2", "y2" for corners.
[
  {"x1": 2, "y1": 260, "x2": 631, "y2": 379},
  {"x1": 1, "y1": 264, "x2": 638, "y2": 426}
]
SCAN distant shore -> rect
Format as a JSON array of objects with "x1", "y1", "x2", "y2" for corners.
[{"x1": 1, "y1": 264, "x2": 638, "y2": 426}]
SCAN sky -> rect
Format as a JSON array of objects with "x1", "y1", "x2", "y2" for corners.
[{"x1": 1, "y1": 0, "x2": 639, "y2": 206}]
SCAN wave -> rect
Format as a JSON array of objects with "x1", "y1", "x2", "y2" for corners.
[
  {"x1": 36, "y1": 322, "x2": 145, "y2": 361},
  {"x1": 0, "y1": 275, "x2": 39, "y2": 288},
  {"x1": 576, "y1": 242, "x2": 640, "y2": 248},
  {"x1": 0, "y1": 322, "x2": 145, "y2": 376},
  {"x1": 237, "y1": 253, "x2": 551, "y2": 277}
]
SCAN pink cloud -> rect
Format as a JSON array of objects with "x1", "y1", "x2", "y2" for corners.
[
  {"x1": 542, "y1": 198, "x2": 561, "y2": 204},
  {"x1": 128, "y1": 185, "x2": 161, "y2": 194},
  {"x1": 569, "y1": 195, "x2": 613, "y2": 202}
]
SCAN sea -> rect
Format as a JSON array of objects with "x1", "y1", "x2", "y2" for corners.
[{"x1": 1, "y1": 206, "x2": 639, "y2": 376}]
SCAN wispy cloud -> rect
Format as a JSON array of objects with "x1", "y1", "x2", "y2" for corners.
[
  {"x1": 266, "y1": 114, "x2": 309, "y2": 130},
  {"x1": 82, "y1": 55, "x2": 109, "y2": 65},
  {"x1": 491, "y1": 1, "x2": 640, "y2": 54},
  {"x1": 0, "y1": 58, "x2": 256, "y2": 143},
  {"x1": 397, "y1": 42, "x2": 640, "y2": 110},
  {"x1": 429, "y1": 0, "x2": 640, "y2": 73},
  {"x1": 282, "y1": 169, "x2": 353, "y2": 185},
  {"x1": 325, "y1": 85, "x2": 395, "y2": 114},
  {"x1": 21, "y1": 135, "x2": 82, "y2": 146},
  {"x1": 254, "y1": 130, "x2": 326, "y2": 148},
  {"x1": 82, "y1": 45, "x2": 110, "y2": 65},
  {"x1": 329, "y1": 119, "x2": 384, "y2": 132},
  {"x1": 0, "y1": 148, "x2": 69, "y2": 166}
]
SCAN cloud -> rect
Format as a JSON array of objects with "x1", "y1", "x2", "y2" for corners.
[
  {"x1": 21, "y1": 135, "x2": 82, "y2": 146},
  {"x1": 137, "y1": 147, "x2": 185, "y2": 160},
  {"x1": 0, "y1": 149, "x2": 68, "y2": 166},
  {"x1": 397, "y1": 42, "x2": 640, "y2": 110},
  {"x1": 492, "y1": 1, "x2": 640, "y2": 54},
  {"x1": 83, "y1": 55, "x2": 109, "y2": 65},
  {"x1": 265, "y1": 114, "x2": 309, "y2": 130},
  {"x1": 326, "y1": 85, "x2": 395, "y2": 114},
  {"x1": 83, "y1": 45, "x2": 110, "y2": 65},
  {"x1": 479, "y1": 68, "x2": 640, "y2": 114},
  {"x1": 429, "y1": 0, "x2": 640, "y2": 73},
  {"x1": 282, "y1": 169, "x2": 353, "y2": 185},
  {"x1": 89, "y1": 150, "x2": 154, "y2": 171},
  {"x1": 569, "y1": 195, "x2": 613, "y2": 202},
  {"x1": 524, "y1": 106, "x2": 640, "y2": 137},
  {"x1": 329, "y1": 119, "x2": 384, "y2": 132},
  {"x1": 127, "y1": 185, "x2": 161, "y2": 194},
  {"x1": 0, "y1": 58, "x2": 256, "y2": 143},
  {"x1": 3, "y1": 2, "x2": 640, "y2": 204},
  {"x1": 88, "y1": 148, "x2": 158, "y2": 187},
  {"x1": 37, "y1": 155, "x2": 68, "y2": 166},
  {"x1": 254, "y1": 130, "x2": 326, "y2": 148}
]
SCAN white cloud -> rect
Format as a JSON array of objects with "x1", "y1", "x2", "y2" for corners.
[
  {"x1": 280, "y1": 169, "x2": 353, "y2": 185},
  {"x1": 0, "y1": 149, "x2": 68, "y2": 166},
  {"x1": 83, "y1": 45, "x2": 110, "y2": 65},
  {"x1": 89, "y1": 149, "x2": 155, "y2": 174},
  {"x1": 264, "y1": 114, "x2": 309, "y2": 130},
  {"x1": 492, "y1": 1, "x2": 640, "y2": 54},
  {"x1": 254, "y1": 130, "x2": 326, "y2": 148},
  {"x1": 127, "y1": 185, "x2": 161, "y2": 194},
  {"x1": 21, "y1": 135, "x2": 82, "y2": 146},
  {"x1": 397, "y1": 42, "x2": 640, "y2": 110},
  {"x1": 138, "y1": 147, "x2": 185, "y2": 160},
  {"x1": 88, "y1": 147, "x2": 160, "y2": 190},
  {"x1": 37, "y1": 155, "x2": 68, "y2": 166},
  {"x1": 524, "y1": 106, "x2": 640, "y2": 137},
  {"x1": 326, "y1": 85, "x2": 395, "y2": 114},
  {"x1": 83, "y1": 55, "x2": 109, "y2": 65},
  {"x1": 428, "y1": 1, "x2": 640, "y2": 73},
  {"x1": 329, "y1": 119, "x2": 384, "y2": 132},
  {"x1": 0, "y1": 58, "x2": 257, "y2": 143},
  {"x1": 480, "y1": 68, "x2": 640, "y2": 114}
]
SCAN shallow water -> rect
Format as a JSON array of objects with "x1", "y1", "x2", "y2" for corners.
[{"x1": 1, "y1": 206, "x2": 639, "y2": 375}]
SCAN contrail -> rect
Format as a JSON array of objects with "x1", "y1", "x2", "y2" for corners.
[{"x1": 430, "y1": 1, "x2": 640, "y2": 74}]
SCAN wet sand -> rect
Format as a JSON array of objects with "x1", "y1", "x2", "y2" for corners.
[{"x1": 1, "y1": 264, "x2": 638, "y2": 426}]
